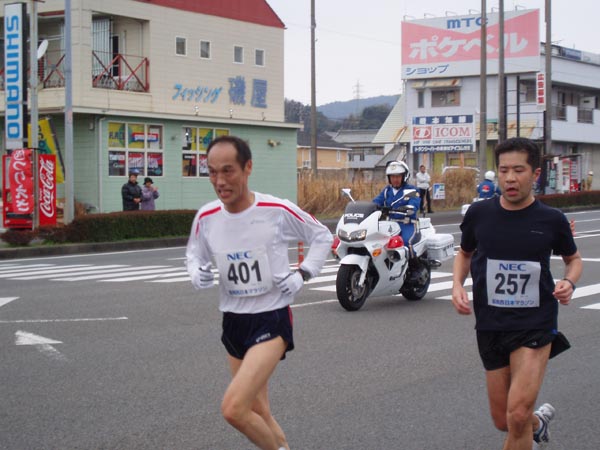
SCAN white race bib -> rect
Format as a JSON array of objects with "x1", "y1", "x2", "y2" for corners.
[
  {"x1": 486, "y1": 259, "x2": 541, "y2": 308},
  {"x1": 215, "y1": 246, "x2": 273, "y2": 298}
]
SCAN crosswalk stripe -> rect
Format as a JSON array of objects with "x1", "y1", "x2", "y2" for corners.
[
  {"x1": 11, "y1": 265, "x2": 128, "y2": 280},
  {"x1": 99, "y1": 267, "x2": 188, "y2": 282},
  {"x1": 53, "y1": 266, "x2": 171, "y2": 281},
  {"x1": 1, "y1": 261, "x2": 599, "y2": 312}
]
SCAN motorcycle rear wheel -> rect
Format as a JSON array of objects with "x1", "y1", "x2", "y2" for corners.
[
  {"x1": 401, "y1": 259, "x2": 431, "y2": 301},
  {"x1": 336, "y1": 264, "x2": 370, "y2": 311}
]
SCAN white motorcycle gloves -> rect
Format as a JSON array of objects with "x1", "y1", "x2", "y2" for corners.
[
  {"x1": 192, "y1": 263, "x2": 215, "y2": 290},
  {"x1": 275, "y1": 271, "x2": 304, "y2": 296}
]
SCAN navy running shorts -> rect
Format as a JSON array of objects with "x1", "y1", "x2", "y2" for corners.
[
  {"x1": 476, "y1": 329, "x2": 570, "y2": 371},
  {"x1": 221, "y1": 306, "x2": 294, "y2": 360}
]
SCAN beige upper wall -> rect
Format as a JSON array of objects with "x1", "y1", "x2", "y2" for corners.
[{"x1": 3, "y1": 0, "x2": 285, "y2": 122}]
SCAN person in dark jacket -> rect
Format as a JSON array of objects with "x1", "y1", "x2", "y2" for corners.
[{"x1": 121, "y1": 170, "x2": 142, "y2": 211}]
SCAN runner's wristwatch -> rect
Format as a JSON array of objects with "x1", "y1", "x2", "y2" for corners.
[
  {"x1": 297, "y1": 268, "x2": 311, "y2": 282},
  {"x1": 563, "y1": 278, "x2": 576, "y2": 291}
]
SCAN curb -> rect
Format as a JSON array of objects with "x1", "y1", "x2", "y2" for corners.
[{"x1": 0, "y1": 237, "x2": 188, "y2": 260}]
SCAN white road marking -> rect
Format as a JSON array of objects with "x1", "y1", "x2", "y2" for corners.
[
  {"x1": 0, "y1": 297, "x2": 19, "y2": 308},
  {"x1": 1, "y1": 317, "x2": 128, "y2": 324},
  {"x1": 581, "y1": 303, "x2": 600, "y2": 310},
  {"x1": 52, "y1": 266, "x2": 171, "y2": 281},
  {"x1": 15, "y1": 331, "x2": 66, "y2": 362},
  {"x1": 11, "y1": 265, "x2": 128, "y2": 280}
]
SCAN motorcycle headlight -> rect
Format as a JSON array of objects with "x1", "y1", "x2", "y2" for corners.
[{"x1": 338, "y1": 228, "x2": 367, "y2": 242}]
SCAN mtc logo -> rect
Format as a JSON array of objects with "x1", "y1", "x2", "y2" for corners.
[
  {"x1": 499, "y1": 263, "x2": 526, "y2": 271},
  {"x1": 227, "y1": 251, "x2": 252, "y2": 261}
]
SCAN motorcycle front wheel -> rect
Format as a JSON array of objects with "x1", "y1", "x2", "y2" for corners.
[{"x1": 336, "y1": 264, "x2": 370, "y2": 311}]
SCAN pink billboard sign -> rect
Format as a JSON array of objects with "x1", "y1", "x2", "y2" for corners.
[{"x1": 402, "y1": 9, "x2": 540, "y2": 79}]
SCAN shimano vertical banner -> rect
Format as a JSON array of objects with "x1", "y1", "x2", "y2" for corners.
[
  {"x1": 4, "y1": 3, "x2": 28, "y2": 150},
  {"x1": 8, "y1": 148, "x2": 33, "y2": 214},
  {"x1": 38, "y1": 153, "x2": 57, "y2": 226}
]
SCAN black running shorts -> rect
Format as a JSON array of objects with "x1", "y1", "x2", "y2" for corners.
[
  {"x1": 476, "y1": 329, "x2": 570, "y2": 371},
  {"x1": 221, "y1": 306, "x2": 294, "y2": 360}
]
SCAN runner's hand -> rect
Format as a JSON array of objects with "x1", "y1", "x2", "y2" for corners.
[
  {"x1": 191, "y1": 263, "x2": 215, "y2": 289},
  {"x1": 275, "y1": 271, "x2": 304, "y2": 296}
]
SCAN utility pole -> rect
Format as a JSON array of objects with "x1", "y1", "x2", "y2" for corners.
[
  {"x1": 310, "y1": 0, "x2": 318, "y2": 175},
  {"x1": 64, "y1": 0, "x2": 74, "y2": 223},
  {"x1": 544, "y1": 0, "x2": 552, "y2": 156},
  {"x1": 29, "y1": 0, "x2": 39, "y2": 229},
  {"x1": 498, "y1": 0, "x2": 506, "y2": 143},
  {"x1": 479, "y1": 0, "x2": 488, "y2": 175}
]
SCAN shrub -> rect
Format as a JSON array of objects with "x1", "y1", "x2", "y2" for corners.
[{"x1": 0, "y1": 228, "x2": 38, "y2": 246}]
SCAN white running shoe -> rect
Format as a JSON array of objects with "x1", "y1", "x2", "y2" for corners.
[{"x1": 533, "y1": 403, "x2": 556, "y2": 446}]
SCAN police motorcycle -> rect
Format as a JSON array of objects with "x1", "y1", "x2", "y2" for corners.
[
  {"x1": 334, "y1": 188, "x2": 454, "y2": 311},
  {"x1": 461, "y1": 170, "x2": 500, "y2": 216}
]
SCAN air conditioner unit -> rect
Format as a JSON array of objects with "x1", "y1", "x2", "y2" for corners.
[{"x1": 580, "y1": 96, "x2": 597, "y2": 108}]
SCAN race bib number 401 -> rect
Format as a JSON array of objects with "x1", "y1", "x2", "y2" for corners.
[
  {"x1": 486, "y1": 259, "x2": 541, "y2": 308},
  {"x1": 215, "y1": 247, "x2": 273, "y2": 297}
]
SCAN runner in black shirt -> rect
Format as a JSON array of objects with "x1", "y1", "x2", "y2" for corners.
[{"x1": 452, "y1": 137, "x2": 582, "y2": 450}]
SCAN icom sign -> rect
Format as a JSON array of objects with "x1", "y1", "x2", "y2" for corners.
[
  {"x1": 411, "y1": 115, "x2": 475, "y2": 153},
  {"x1": 4, "y1": 2, "x2": 27, "y2": 150}
]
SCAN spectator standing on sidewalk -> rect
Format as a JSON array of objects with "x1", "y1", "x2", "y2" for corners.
[
  {"x1": 121, "y1": 170, "x2": 142, "y2": 211},
  {"x1": 416, "y1": 164, "x2": 433, "y2": 214},
  {"x1": 141, "y1": 177, "x2": 159, "y2": 211}
]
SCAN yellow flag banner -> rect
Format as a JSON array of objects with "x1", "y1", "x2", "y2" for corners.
[{"x1": 28, "y1": 117, "x2": 65, "y2": 184}]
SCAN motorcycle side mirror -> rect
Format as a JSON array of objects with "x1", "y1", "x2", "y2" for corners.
[
  {"x1": 341, "y1": 188, "x2": 355, "y2": 202},
  {"x1": 402, "y1": 189, "x2": 417, "y2": 200}
]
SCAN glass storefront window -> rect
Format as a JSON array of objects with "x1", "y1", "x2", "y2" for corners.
[
  {"x1": 108, "y1": 151, "x2": 126, "y2": 176},
  {"x1": 108, "y1": 122, "x2": 163, "y2": 177},
  {"x1": 181, "y1": 127, "x2": 229, "y2": 177}
]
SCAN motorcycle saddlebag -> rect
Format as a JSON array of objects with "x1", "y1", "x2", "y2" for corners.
[{"x1": 426, "y1": 234, "x2": 455, "y2": 262}]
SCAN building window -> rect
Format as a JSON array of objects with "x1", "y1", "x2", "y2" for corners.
[
  {"x1": 417, "y1": 90, "x2": 425, "y2": 108},
  {"x1": 431, "y1": 89, "x2": 460, "y2": 107},
  {"x1": 176, "y1": 36, "x2": 187, "y2": 56},
  {"x1": 337, "y1": 150, "x2": 341, "y2": 162},
  {"x1": 519, "y1": 80, "x2": 536, "y2": 103},
  {"x1": 181, "y1": 127, "x2": 230, "y2": 177},
  {"x1": 200, "y1": 40, "x2": 211, "y2": 59},
  {"x1": 107, "y1": 122, "x2": 164, "y2": 177},
  {"x1": 255, "y1": 49, "x2": 265, "y2": 66},
  {"x1": 234, "y1": 45, "x2": 244, "y2": 64}
]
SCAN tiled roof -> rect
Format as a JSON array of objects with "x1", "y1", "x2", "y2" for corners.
[{"x1": 135, "y1": 0, "x2": 285, "y2": 28}]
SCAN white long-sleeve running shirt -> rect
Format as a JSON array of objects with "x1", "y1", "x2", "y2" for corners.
[{"x1": 186, "y1": 192, "x2": 333, "y2": 313}]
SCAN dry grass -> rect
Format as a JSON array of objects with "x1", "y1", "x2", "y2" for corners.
[{"x1": 298, "y1": 168, "x2": 479, "y2": 218}]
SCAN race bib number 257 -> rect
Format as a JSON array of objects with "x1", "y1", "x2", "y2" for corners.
[{"x1": 486, "y1": 259, "x2": 541, "y2": 308}]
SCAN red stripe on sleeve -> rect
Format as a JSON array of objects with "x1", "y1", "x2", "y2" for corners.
[
  {"x1": 195, "y1": 206, "x2": 221, "y2": 237},
  {"x1": 256, "y1": 201, "x2": 306, "y2": 223}
]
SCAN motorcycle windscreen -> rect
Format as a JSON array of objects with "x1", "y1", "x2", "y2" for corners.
[{"x1": 343, "y1": 201, "x2": 378, "y2": 224}]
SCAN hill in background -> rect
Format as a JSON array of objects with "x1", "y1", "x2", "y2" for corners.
[{"x1": 317, "y1": 94, "x2": 400, "y2": 119}]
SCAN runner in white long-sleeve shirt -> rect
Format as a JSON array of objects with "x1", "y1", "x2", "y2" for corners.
[{"x1": 186, "y1": 135, "x2": 332, "y2": 450}]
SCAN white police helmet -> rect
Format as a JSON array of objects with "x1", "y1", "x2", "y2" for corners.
[
  {"x1": 386, "y1": 161, "x2": 410, "y2": 183},
  {"x1": 484, "y1": 170, "x2": 495, "y2": 181}
]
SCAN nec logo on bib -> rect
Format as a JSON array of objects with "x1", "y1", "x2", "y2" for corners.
[
  {"x1": 498, "y1": 262, "x2": 527, "y2": 271},
  {"x1": 227, "y1": 251, "x2": 252, "y2": 261}
]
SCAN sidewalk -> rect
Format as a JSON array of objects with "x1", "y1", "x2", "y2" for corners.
[{"x1": 0, "y1": 210, "x2": 463, "y2": 260}]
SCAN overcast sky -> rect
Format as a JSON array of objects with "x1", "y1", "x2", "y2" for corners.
[{"x1": 266, "y1": 0, "x2": 600, "y2": 105}]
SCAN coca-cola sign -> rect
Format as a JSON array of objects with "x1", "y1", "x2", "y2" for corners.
[{"x1": 38, "y1": 154, "x2": 57, "y2": 226}]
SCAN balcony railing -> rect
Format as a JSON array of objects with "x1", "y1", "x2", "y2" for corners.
[
  {"x1": 577, "y1": 108, "x2": 594, "y2": 123},
  {"x1": 552, "y1": 104, "x2": 567, "y2": 121},
  {"x1": 0, "y1": 50, "x2": 149, "y2": 92},
  {"x1": 92, "y1": 51, "x2": 149, "y2": 92}
]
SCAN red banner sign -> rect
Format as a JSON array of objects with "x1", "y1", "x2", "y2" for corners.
[
  {"x1": 38, "y1": 154, "x2": 57, "y2": 226},
  {"x1": 8, "y1": 148, "x2": 34, "y2": 214}
]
